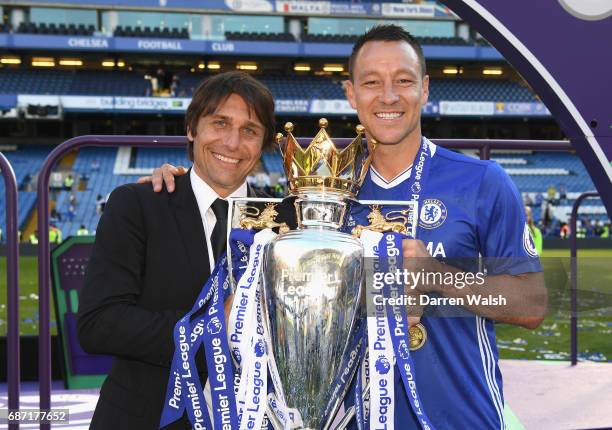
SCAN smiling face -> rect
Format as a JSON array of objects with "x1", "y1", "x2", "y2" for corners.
[
  {"x1": 345, "y1": 40, "x2": 429, "y2": 151},
  {"x1": 188, "y1": 93, "x2": 264, "y2": 197}
]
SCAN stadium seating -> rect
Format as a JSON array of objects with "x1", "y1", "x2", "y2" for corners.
[
  {"x1": 493, "y1": 152, "x2": 596, "y2": 192},
  {"x1": 16, "y1": 22, "x2": 95, "y2": 36},
  {"x1": 0, "y1": 69, "x2": 537, "y2": 102},
  {"x1": 261, "y1": 150, "x2": 285, "y2": 176},
  {"x1": 0, "y1": 69, "x2": 73, "y2": 95},
  {"x1": 0, "y1": 70, "x2": 151, "y2": 96},
  {"x1": 261, "y1": 75, "x2": 346, "y2": 99},
  {"x1": 225, "y1": 31, "x2": 295, "y2": 42},
  {"x1": 429, "y1": 79, "x2": 537, "y2": 102},
  {"x1": 0, "y1": 146, "x2": 607, "y2": 240},
  {"x1": 301, "y1": 34, "x2": 469, "y2": 46},
  {"x1": 131, "y1": 147, "x2": 190, "y2": 169},
  {"x1": 69, "y1": 70, "x2": 151, "y2": 96},
  {"x1": 175, "y1": 73, "x2": 535, "y2": 102},
  {"x1": 53, "y1": 147, "x2": 191, "y2": 237},
  {"x1": 0, "y1": 146, "x2": 52, "y2": 237},
  {"x1": 261, "y1": 148, "x2": 607, "y2": 226},
  {"x1": 114, "y1": 25, "x2": 188, "y2": 39}
]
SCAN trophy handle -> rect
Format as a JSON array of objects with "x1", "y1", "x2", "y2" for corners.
[
  {"x1": 226, "y1": 196, "x2": 285, "y2": 292},
  {"x1": 352, "y1": 200, "x2": 419, "y2": 239}
]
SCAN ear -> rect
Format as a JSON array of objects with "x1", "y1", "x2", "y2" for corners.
[
  {"x1": 187, "y1": 128, "x2": 195, "y2": 142},
  {"x1": 344, "y1": 79, "x2": 358, "y2": 109},
  {"x1": 421, "y1": 74, "x2": 430, "y2": 106}
]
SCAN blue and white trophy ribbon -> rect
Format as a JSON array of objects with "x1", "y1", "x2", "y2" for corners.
[
  {"x1": 160, "y1": 228, "x2": 274, "y2": 430},
  {"x1": 160, "y1": 257, "x2": 228, "y2": 429}
]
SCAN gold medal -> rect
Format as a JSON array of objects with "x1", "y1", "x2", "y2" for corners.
[{"x1": 409, "y1": 323, "x2": 427, "y2": 351}]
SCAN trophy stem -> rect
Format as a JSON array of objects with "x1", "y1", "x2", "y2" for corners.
[{"x1": 294, "y1": 190, "x2": 349, "y2": 231}]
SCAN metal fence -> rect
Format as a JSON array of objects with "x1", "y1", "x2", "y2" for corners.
[{"x1": 0, "y1": 152, "x2": 20, "y2": 430}]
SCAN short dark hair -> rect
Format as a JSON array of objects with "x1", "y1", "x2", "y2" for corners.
[
  {"x1": 185, "y1": 71, "x2": 275, "y2": 160},
  {"x1": 348, "y1": 25, "x2": 427, "y2": 81}
]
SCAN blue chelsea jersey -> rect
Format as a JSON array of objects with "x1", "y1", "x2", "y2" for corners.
[{"x1": 345, "y1": 140, "x2": 542, "y2": 429}]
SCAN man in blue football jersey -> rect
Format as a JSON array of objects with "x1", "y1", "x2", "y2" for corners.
[
  {"x1": 142, "y1": 25, "x2": 547, "y2": 429},
  {"x1": 339, "y1": 25, "x2": 546, "y2": 429}
]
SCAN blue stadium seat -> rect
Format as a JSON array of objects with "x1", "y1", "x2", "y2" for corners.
[
  {"x1": 0, "y1": 70, "x2": 538, "y2": 102},
  {"x1": 0, "y1": 148, "x2": 608, "y2": 241},
  {"x1": 0, "y1": 146, "x2": 52, "y2": 237}
]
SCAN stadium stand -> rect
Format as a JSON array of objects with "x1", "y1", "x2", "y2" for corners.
[
  {"x1": 429, "y1": 79, "x2": 537, "y2": 102},
  {"x1": 301, "y1": 34, "x2": 469, "y2": 46},
  {"x1": 0, "y1": 146, "x2": 51, "y2": 238},
  {"x1": 0, "y1": 141, "x2": 606, "y2": 241},
  {"x1": 494, "y1": 152, "x2": 596, "y2": 192},
  {"x1": 68, "y1": 70, "x2": 151, "y2": 96},
  {"x1": 0, "y1": 70, "x2": 151, "y2": 96},
  {"x1": 225, "y1": 31, "x2": 296, "y2": 42},
  {"x1": 113, "y1": 25, "x2": 188, "y2": 39},
  {"x1": 52, "y1": 147, "x2": 191, "y2": 236},
  {"x1": 0, "y1": 69, "x2": 537, "y2": 102},
  {"x1": 194, "y1": 75, "x2": 530, "y2": 102},
  {"x1": 16, "y1": 22, "x2": 95, "y2": 36},
  {"x1": 172, "y1": 72, "x2": 347, "y2": 99},
  {"x1": 53, "y1": 148, "x2": 126, "y2": 237},
  {"x1": 131, "y1": 147, "x2": 190, "y2": 169},
  {"x1": 256, "y1": 75, "x2": 346, "y2": 99},
  {"x1": 0, "y1": 70, "x2": 73, "y2": 95}
]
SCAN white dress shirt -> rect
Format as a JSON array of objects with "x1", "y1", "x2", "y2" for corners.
[
  {"x1": 190, "y1": 168, "x2": 248, "y2": 426},
  {"x1": 190, "y1": 168, "x2": 247, "y2": 272}
]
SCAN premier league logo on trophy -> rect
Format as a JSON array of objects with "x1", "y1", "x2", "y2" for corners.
[{"x1": 261, "y1": 119, "x2": 374, "y2": 429}]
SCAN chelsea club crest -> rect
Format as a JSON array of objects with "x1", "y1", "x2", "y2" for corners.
[{"x1": 419, "y1": 198, "x2": 447, "y2": 229}]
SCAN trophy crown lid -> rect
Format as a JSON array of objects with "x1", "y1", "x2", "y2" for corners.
[{"x1": 277, "y1": 118, "x2": 374, "y2": 197}]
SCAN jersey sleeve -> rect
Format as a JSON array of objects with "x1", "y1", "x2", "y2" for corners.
[{"x1": 476, "y1": 162, "x2": 542, "y2": 275}]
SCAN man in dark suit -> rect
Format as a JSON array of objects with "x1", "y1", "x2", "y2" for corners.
[{"x1": 77, "y1": 71, "x2": 277, "y2": 429}]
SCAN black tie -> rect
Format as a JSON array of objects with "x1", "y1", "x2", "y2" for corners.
[{"x1": 210, "y1": 198, "x2": 229, "y2": 262}]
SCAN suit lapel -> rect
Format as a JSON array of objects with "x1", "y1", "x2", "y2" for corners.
[{"x1": 169, "y1": 172, "x2": 211, "y2": 285}]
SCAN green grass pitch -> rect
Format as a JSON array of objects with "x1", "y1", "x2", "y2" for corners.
[{"x1": 1, "y1": 248, "x2": 611, "y2": 362}]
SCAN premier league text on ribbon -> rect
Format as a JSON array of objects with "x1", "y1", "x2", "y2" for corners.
[{"x1": 229, "y1": 242, "x2": 262, "y2": 348}]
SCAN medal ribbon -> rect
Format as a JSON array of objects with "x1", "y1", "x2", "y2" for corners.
[{"x1": 378, "y1": 232, "x2": 435, "y2": 430}]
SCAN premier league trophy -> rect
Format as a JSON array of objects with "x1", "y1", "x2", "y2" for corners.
[{"x1": 261, "y1": 119, "x2": 374, "y2": 429}]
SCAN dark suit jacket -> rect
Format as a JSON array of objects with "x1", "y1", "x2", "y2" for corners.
[{"x1": 78, "y1": 173, "x2": 296, "y2": 429}]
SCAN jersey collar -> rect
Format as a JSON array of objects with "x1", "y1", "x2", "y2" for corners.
[{"x1": 369, "y1": 138, "x2": 437, "y2": 189}]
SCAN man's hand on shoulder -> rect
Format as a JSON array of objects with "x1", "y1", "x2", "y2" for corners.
[{"x1": 137, "y1": 163, "x2": 187, "y2": 192}]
